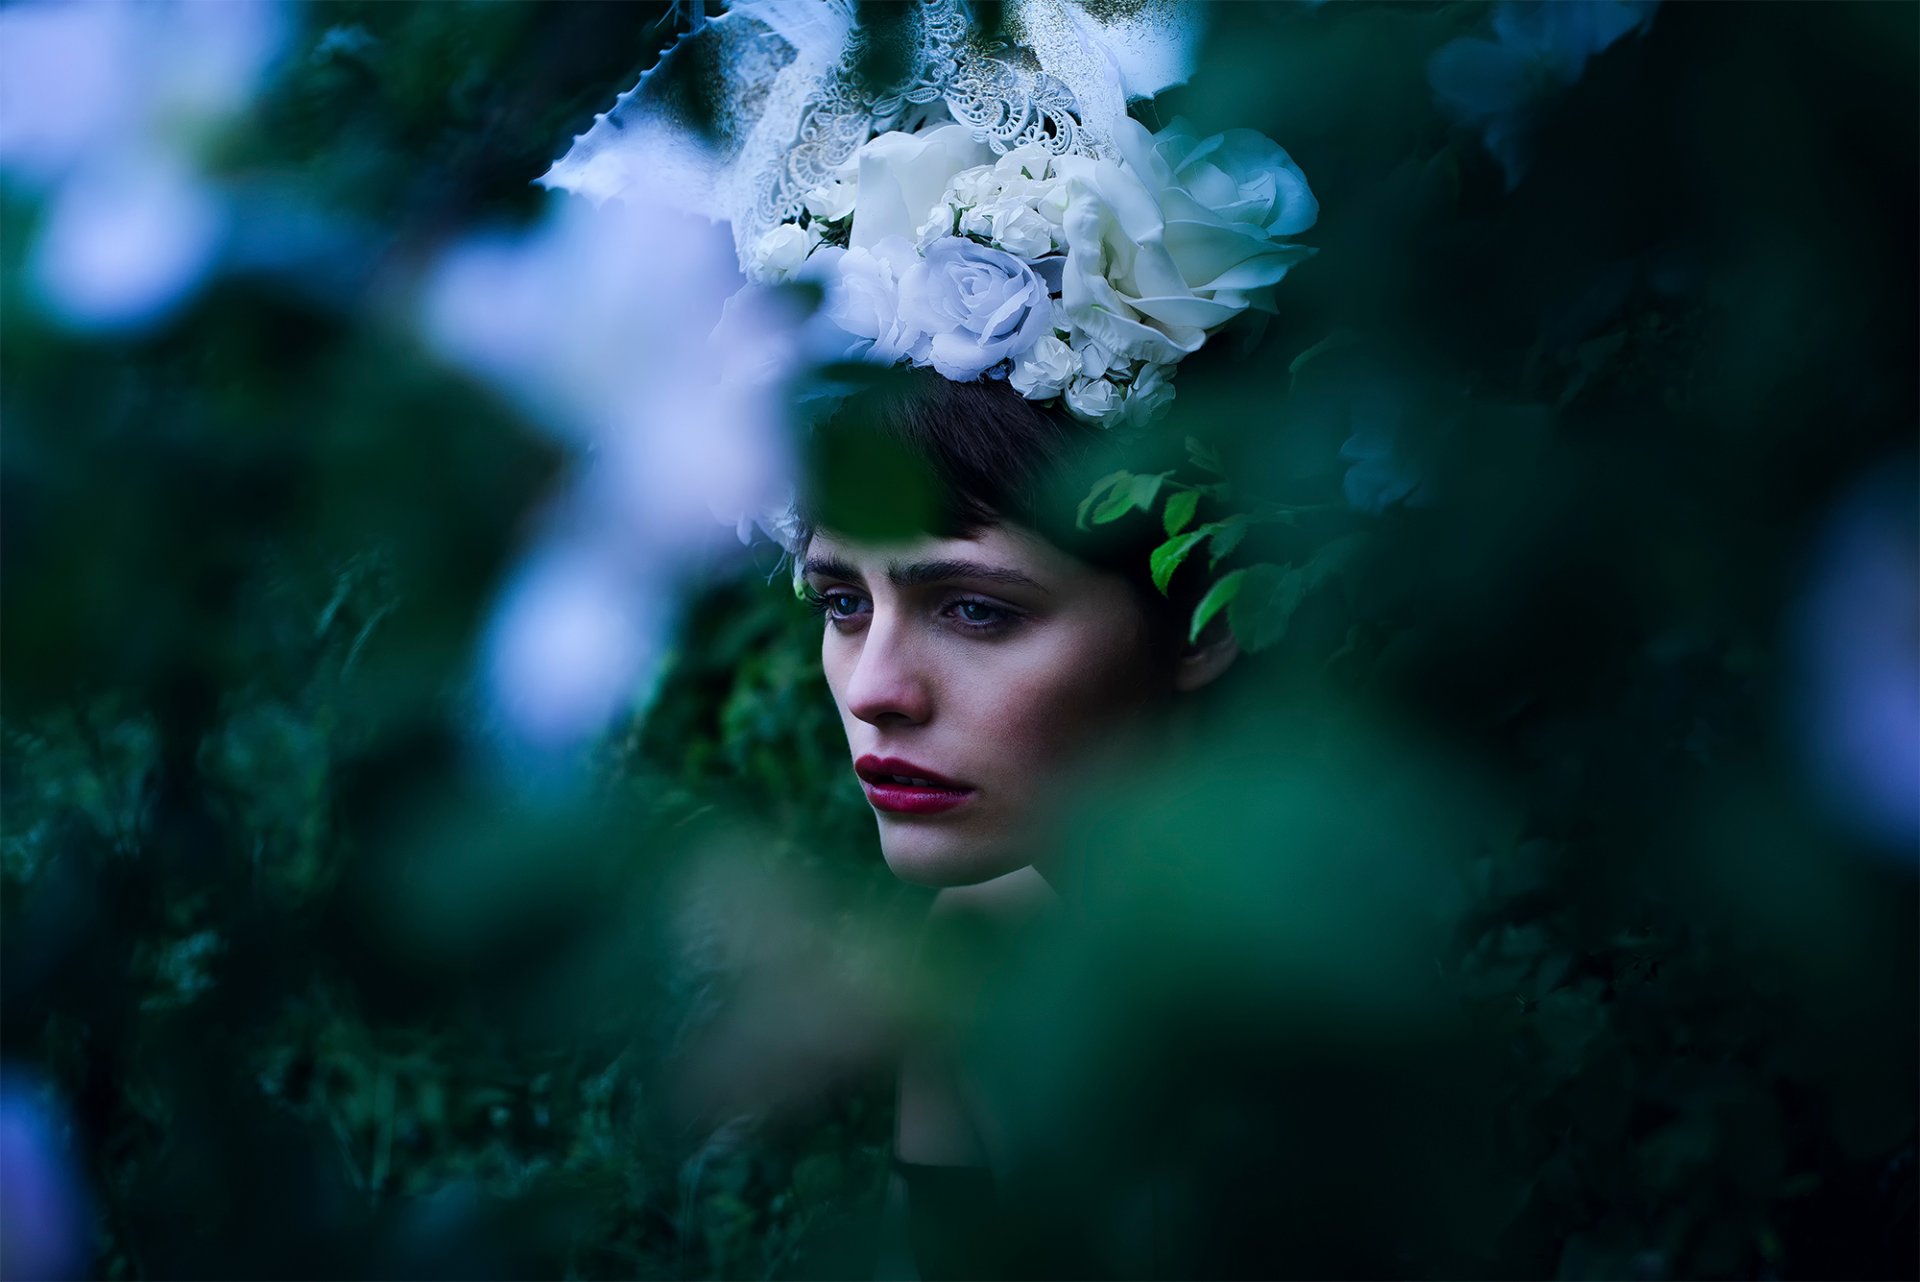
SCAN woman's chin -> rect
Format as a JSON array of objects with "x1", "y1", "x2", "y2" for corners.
[{"x1": 878, "y1": 823, "x2": 1025, "y2": 888}]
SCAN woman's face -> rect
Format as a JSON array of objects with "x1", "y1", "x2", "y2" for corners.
[{"x1": 804, "y1": 522, "x2": 1164, "y2": 887}]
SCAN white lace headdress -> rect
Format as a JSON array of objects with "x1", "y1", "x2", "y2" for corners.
[{"x1": 542, "y1": 0, "x2": 1318, "y2": 431}]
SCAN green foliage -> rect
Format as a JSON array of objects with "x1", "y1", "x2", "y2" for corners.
[
  {"x1": 1147, "y1": 526, "x2": 1207, "y2": 594},
  {"x1": 1160, "y1": 487, "x2": 1200, "y2": 537},
  {"x1": 1188, "y1": 567, "x2": 1244, "y2": 643},
  {"x1": 1076, "y1": 468, "x2": 1172, "y2": 528}
]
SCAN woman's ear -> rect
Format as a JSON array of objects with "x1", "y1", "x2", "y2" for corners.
[{"x1": 1173, "y1": 629, "x2": 1240, "y2": 693}]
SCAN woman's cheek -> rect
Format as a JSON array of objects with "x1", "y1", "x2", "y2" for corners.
[{"x1": 971, "y1": 623, "x2": 1143, "y2": 759}]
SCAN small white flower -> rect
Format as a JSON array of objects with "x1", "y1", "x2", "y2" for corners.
[
  {"x1": 947, "y1": 163, "x2": 1004, "y2": 209},
  {"x1": 1070, "y1": 330, "x2": 1128, "y2": 379},
  {"x1": 803, "y1": 179, "x2": 856, "y2": 223},
  {"x1": 1063, "y1": 375, "x2": 1124, "y2": 423},
  {"x1": 746, "y1": 221, "x2": 820, "y2": 283},
  {"x1": 994, "y1": 144, "x2": 1057, "y2": 182},
  {"x1": 916, "y1": 202, "x2": 957, "y2": 250},
  {"x1": 1113, "y1": 362, "x2": 1176, "y2": 428},
  {"x1": 984, "y1": 201, "x2": 1057, "y2": 259},
  {"x1": 990, "y1": 169, "x2": 1063, "y2": 227},
  {"x1": 1008, "y1": 333, "x2": 1078, "y2": 399},
  {"x1": 958, "y1": 203, "x2": 994, "y2": 241}
]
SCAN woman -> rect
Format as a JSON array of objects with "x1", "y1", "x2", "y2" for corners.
[
  {"x1": 794, "y1": 373, "x2": 1241, "y2": 1278},
  {"x1": 799, "y1": 376, "x2": 1241, "y2": 891},
  {"x1": 541, "y1": 4, "x2": 1315, "y2": 1272}
]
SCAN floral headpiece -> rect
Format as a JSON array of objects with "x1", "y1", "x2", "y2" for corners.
[{"x1": 543, "y1": 0, "x2": 1318, "y2": 431}]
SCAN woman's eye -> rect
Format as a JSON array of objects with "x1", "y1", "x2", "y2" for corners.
[
  {"x1": 805, "y1": 588, "x2": 869, "y2": 627},
  {"x1": 949, "y1": 599, "x2": 1011, "y2": 628}
]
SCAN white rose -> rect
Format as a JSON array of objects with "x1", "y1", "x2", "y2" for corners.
[
  {"x1": 804, "y1": 178, "x2": 857, "y2": 223},
  {"x1": 982, "y1": 169, "x2": 1050, "y2": 210},
  {"x1": 957, "y1": 202, "x2": 994, "y2": 241},
  {"x1": 1008, "y1": 333, "x2": 1077, "y2": 399},
  {"x1": 1069, "y1": 329, "x2": 1128, "y2": 379},
  {"x1": 983, "y1": 201, "x2": 1057, "y2": 259},
  {"x1": 1053, "y1": 153, "x2": 1205, "y2": 364},
  {"x1": 993, "y1": 144, "x2": 1057, "y2": 183},
  {"x1": 1034, "y1": 180, "x2": 1072, "y2": 227},
  {"x1": 898, "y1": 236, "x2": 1052, "y2": 380},
  {"x1": 946, "y1": 163, "x2": 1004, "y2": 209},
  {"x1": 849, "y1": 124, "x2": 993, "y2": 251},
  {"x1": 1143, "y1": 118, "x2": 1318, "y2": 240},
  {"x1": 915, "y1": 201, "x2": 955, "y2": 250},
  {"x1": 747, "y1": 220, "x2": 820, "y2": 283},
  {"x1": 797, "y1": 236, "x2": 927, "y2": 366},
  {"x1": 940, "y1": 154, "x2": 1065, "y2": 255},
  {"x1": 1052, "y1": 116, "x2": 1315, "y2": 364},
  {"x1": 1063, "y1": 375, "x2": 1124, "y2": 424},
  {"x1": 1113, "y1": 362, "x2": 1177, "y2": 428}
]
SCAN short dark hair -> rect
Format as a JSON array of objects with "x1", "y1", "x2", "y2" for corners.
[{"x1": 796, "y1": 368, "x2": 1199, "y2": 654}]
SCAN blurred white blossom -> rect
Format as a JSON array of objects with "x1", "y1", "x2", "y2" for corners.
[
  {"x1": 482, "y1": 544, "x2": 664, "y2": 756},
  {"x1": 1791, "y1": 463, "x2": 1920, "y2": 861},
  {"x1": 27, "y1": 152, "x2": 227, "y2": 329},
  {"x1": 422, "y1": 194, "x2": 803, "y2": 758},
  {"x1": 0, "y1": 1067, "x2": 88, "y2": 1282},
  {"x1": 0, "y1": 0, "x2": 288, "y2": 331}
]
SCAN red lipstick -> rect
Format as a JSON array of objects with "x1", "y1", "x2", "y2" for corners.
[{"x1": 854, "y1": 755, "x2": 976, "y2": 815}]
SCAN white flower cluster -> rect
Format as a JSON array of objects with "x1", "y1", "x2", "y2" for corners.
[{"x1": 743, "y1": 116, "x2": 1318, "y2": 429}]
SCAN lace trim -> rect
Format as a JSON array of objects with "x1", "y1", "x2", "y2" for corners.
[{"x1": 742, "y1": 0, "x2": 1108, "y2": 246}]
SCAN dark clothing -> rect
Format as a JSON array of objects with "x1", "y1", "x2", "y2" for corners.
[{"x1": 892, "y1": 1157, "x2": 1005, "y2": 1280}]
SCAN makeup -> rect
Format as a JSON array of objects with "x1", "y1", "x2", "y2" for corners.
[{"x1": 854, "y1": 755, "x2": 976, "y2": 815}]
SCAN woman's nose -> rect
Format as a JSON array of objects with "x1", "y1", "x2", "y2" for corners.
[{"x1": 842, "y1": 615, "x2": 933, "y2": 727}]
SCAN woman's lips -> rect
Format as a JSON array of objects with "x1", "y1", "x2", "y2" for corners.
[{"x1": 854, "y1": 755, "x2": 976, "y2": 816}]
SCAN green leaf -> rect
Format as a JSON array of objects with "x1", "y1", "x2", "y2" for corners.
[
  {"x1": 1188, "y1": 568, "x2": 1246, "y2": 644},
  {"x1": 1150, "y1": 526, "x2": 1211, "y2": 595},
  {"x1": 1131, "y1": 470, "x2": 1169, "y2": 510},
  {"x1": 1090, "y1": 470, "x2": 1169, "y2": 526},
  {"x1": 1185, "y1": 436, "x2": 1225, "y2": 476},
  {"x1": 1207, "y1": 515, "x2": 1248, "y2": 569},
  {"x1": 1090, "y1": 486, "x2": 1139, "y2": 525},
  {"x1": 1076, "y1": 471, "x2": 1129, "y2": 529},
  {"x1": 1226, "y1": 534, "x2": 1367, "y2": 654},
  {"x1": 1162, "y1": 489, "x2": 1199, "y2": 537},
  {"x1": 1225, "y1": 562, "x2": 1300, "y2": 653}
]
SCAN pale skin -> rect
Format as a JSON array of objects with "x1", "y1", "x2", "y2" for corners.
[{"x1": 802, "y1": 520, "x2": 1238, "y2": 1172}]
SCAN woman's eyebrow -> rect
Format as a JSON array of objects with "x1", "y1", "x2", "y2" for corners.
[
  {"x1": 888, "y1": 559, "x2": 1049, "y2": 594},
  {"x1": 801, "y1": 555, "x2": 864, "y2": 584},
  {"x1": 801, "y1": 554, "x2": 1050, "y2": 595}
]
